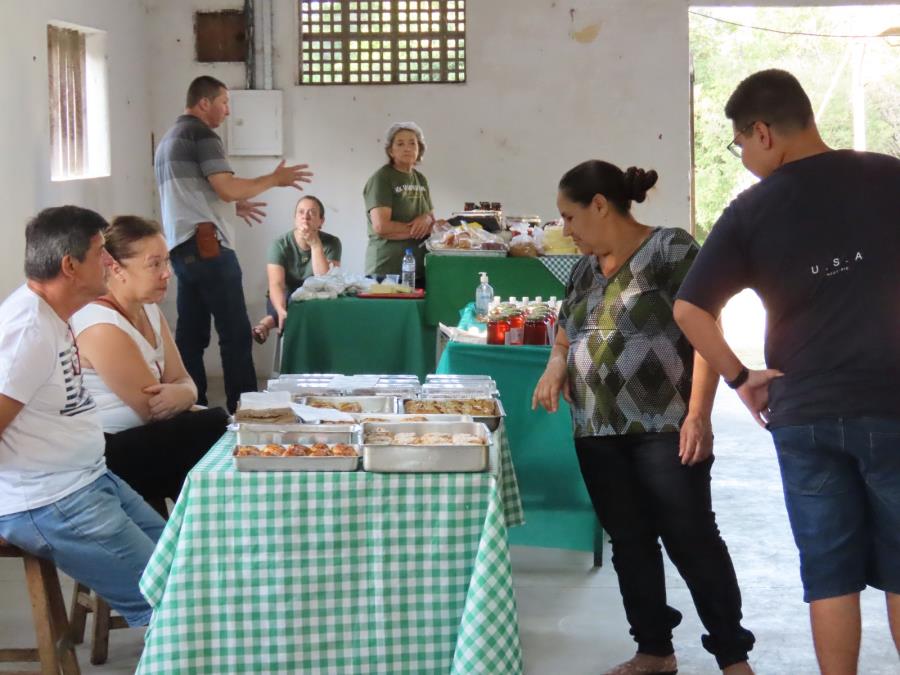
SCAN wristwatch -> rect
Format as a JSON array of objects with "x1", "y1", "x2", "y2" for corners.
[{"x1": 726, "y1": 365, "x2": 749, "y2": 389}]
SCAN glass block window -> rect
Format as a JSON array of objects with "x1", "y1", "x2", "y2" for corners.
[{"x1": 299, "y1": 1, "x2": 466, "y2": 85}]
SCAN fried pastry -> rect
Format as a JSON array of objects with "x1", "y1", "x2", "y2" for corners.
[
  {"x1": 260, "y1": 444, "x2": 284, "y2": 456},
  {"x1": 452, "y1": 433, "x2": 485, "y2": 445},
  {"x1": 282, "y1": 444, "x2": 309, "y2": 456},
  {"x1": 418, "y1": 433, "x2": 453, "y2": 445},
  {"x1": 234, "y1": 407, "x2": 297, "y2": 424},
  {"x1": 462, "y1": 399, "x2": 496, "y2": 415},
  {"x1": 404, "y1": 400, "x2": 432, "y2": 414},
  {"x1": 331, "y1": 443, "x2": 358, "y2": 457},
  {"x1": 404, "y1": 398, "x2": 496, "y2": 415},
  {"x1": 308, "y1": 443, "x2": 331, "y2": 456},
  {"x1": 234, "y1": 445, "x2": 261, "y2": 456},
  {"x1": 307, "y1": 399, "x2": 363, "y2": 413}
]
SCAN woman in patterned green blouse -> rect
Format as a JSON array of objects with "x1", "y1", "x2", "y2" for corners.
[{"x1": 532, "y1": 160, "x2": 755, "y2": 675}]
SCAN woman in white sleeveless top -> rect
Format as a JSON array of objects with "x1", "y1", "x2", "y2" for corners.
[{"x1": 71, "y1": 216, "x2": 227, "y2": 514}]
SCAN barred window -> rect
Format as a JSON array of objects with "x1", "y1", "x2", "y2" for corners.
[
  {"x1": 298, "y1": 1, "x2": 466, "y2": 85},
  {"x1": 47, "y1": 23, "x2": 110, "y2": 181}
]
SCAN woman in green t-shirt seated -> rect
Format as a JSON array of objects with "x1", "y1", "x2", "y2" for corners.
[
  {"x1": 252, "y1": 195, "x2": 342, "y2": 343},
  {"x1": 363, "y1": 121, "x2": 437, "y2": 286}
]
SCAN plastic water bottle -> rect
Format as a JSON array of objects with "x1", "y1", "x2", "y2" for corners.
[
  {"x1": 475, "y1": 272, "x2": 493, "y2": 319},
  {"x1": 401, "y1": 248, "x2": 416, "y2": 288}
]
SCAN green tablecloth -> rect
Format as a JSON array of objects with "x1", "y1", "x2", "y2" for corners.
[
  {"x1": 280, "y1": 297, "x2": 436, "y2": 379},
  {"x1": 437, "y1": 336, "x2": 602, "y2": 555},
  {"x1": 138, "y1": 432, "x2": 524, "y2": 674},
  {"x1": 424, "y1": 255, "x2": 565, "y2": 328}
]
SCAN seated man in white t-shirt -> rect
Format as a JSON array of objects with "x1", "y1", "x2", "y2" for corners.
[{"x1": 0, "y1": 206, "x2": 165, "y2": 627}]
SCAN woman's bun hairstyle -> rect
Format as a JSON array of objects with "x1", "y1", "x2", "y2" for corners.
[
  {"x1": 559, "y1": 160, "x2": 658, "y2": 213},
  {"x1": 623, "y1": 167, "x2": 659, "y2": 204}
]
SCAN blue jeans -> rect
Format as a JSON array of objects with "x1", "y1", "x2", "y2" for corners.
[
  {"x1": 771, "y1": 416, "x2": 900, "y2": 602},
  {"x1": 170, "y1": 237, "x2": 257, "y2": 413},
  {"x1": 0, "y1": 472, "x2": 166, "y2": 626}
]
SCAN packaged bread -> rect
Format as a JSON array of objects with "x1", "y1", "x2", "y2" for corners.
[{"x1": 234, "y1": 407, "x2": 297, "y2": 424}]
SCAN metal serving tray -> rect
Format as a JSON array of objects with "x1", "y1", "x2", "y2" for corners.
[
  {"x1": 266, "y1": 374, "x2": 342, "y2": 398},
  {"x1": 235, "y1": 423, "x2": 357, "y2": 446},
  {"x1": 400, "y1": 398, "x2": 506, "y2": 432},
  {"x1": 234, "y1": 445, "x2": 359, "y2": 472},
  {"x1": 421, "y1": 382, "x2": 499, "y2": 397},
  {"x1": 425, "y1": 375, "x2": 494, "y2": 382},
  {"x1": 346, "y1": 386, "x2": 422, "y2": 398},
  {"x1": 425, "y1": 246, "x2": 508, "y2": 257},
  {"x1": 361, "y1": 422, "x2": 489, "y2": 473},
  {"x1": 351, "y1": 413, "x2": 473, "y2": 424},
  {"x1": 300, "y1": 396, "x2": 399, "y2": 414}
]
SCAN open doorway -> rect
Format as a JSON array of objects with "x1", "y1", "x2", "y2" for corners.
[{"x1": 689, "y1": 5, "x2": 900, "y2": 366}]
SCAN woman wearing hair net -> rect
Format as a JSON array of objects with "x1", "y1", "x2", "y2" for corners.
[{"x1": 363, "y1": 121, "x2": 437, "y2": 286}]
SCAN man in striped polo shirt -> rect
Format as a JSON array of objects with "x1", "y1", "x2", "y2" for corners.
[{"x1": 154, "y1": 75, "x2": 312, "y2": 412}]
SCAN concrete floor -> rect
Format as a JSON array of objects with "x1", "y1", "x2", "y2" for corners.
[{"x1": 0, "y1": 387, "x2": 896, "y2": 674}]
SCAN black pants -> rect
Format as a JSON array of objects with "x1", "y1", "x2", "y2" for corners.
[
  {"x1": 575, "y1": 432, "x2": 754, "y2": 669},
  {"x1": 104, "y1": 408, "x2": 229, "y2": 510}
]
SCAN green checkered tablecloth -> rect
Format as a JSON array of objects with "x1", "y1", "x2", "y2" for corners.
[
  {"x1": 137, "y1": 431, "x2": 523, "y2": 674},
  {"x1": 536, "y1": 254, "x2": 582, "y2": 286}
]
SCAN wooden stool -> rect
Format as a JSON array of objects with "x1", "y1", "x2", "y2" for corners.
[
  {"x1": 68, "y1": 584, "x2": 128, "y2": 666},
  {"x1": 0, "y1": 538, "x2": 80, "y2": 675}
]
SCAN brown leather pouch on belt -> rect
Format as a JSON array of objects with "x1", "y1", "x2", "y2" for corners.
[{"x1": 195, "y1": 222, "x2": 221, "y2": 259}]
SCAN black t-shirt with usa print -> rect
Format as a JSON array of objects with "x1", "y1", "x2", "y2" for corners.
[{"x1": 678, "y1": 149, "x2": 900, "y2": 427}]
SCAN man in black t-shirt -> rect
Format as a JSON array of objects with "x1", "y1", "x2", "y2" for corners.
[{"x1": 673, "y1": 69, "x2": 900, "y2": 673}]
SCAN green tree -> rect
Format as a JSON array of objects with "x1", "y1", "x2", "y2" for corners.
[{"x1": 690, "y1": 6, "x2": 900, "y2": 241}]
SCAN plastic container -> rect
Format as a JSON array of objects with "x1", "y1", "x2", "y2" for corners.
[
  {"x1": 401, "y1": 248, "x2": 416, "y2": 288},
  {"x1": 475, "y1": 272, "x2": 493, "y2": 320}
]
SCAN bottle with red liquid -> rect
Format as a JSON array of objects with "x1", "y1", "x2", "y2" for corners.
[
  {"x1": 524, "y1": 308, "x2": 549, "y2": 345},
  {"x1": 487, "y1": 310, "x2": 510, "y2": 345},
  {"x1": 506, "y1": 309, "x2": 525, "y2": 345}
]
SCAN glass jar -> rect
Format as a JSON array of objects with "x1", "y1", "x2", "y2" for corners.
[
  {"x1": 487, "y1": 312, "x2": 510, "y2": 345},
  {"x1": 506, "y1": 310, "x2": 525, "y2": 345},
  {"x1": 524, "y1": 314, "x2": 548, "y2": 345}
]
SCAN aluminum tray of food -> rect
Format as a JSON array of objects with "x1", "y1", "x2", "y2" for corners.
[
  {"x1": 425, "y1": 374, "x2": 495, "y2": 382},
  {"x1": 424, "y1": 375, "x2": 497, "y2": 391},
  {"x1": 233, "y1": 443, "x2": 359, "y2": 471},
  {"x1": 352, "y1": 413, "x2": 473, "y2": 424},
  {"x1": 361, "y1": 422, "x2": 490, "y2": 473},
  {"x1": 235, "y1": 423, "x2": 357, "y2": 446},
  {"x1": 300, "y1": 396, "x2": 399, "y2": 414},
  {"x1": 425, "y1": 245, "x2": 508, "y2": 257},
  {"x1": 421, "y1": 382, "x2": 498, "y2": 397},
  {"x1": 270, "y1": 384, "x2": 346, "y2": 397},
  {"x1": 401, "y1": 398, "x2": 506, "y2": 431},
  {"x1": 267, "y1": 376, "x2": 344, "y2": 397},
  {"x1": 345, "y1": 385, "x2": 422, "y2": 397}
]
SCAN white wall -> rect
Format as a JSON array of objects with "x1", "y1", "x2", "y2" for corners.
[
  {"x1": 0, "y1": 0, "x2": 155, "y2": 298},
  {"x1": 144, "y1": 0, "x2": 697, "y2": 372},
  {"x1": 4, "y1": 0, "x2": 893, "y2": 375},
  {"x1": 147, "y1": 0, "x2": 694, "y2": 288}
]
